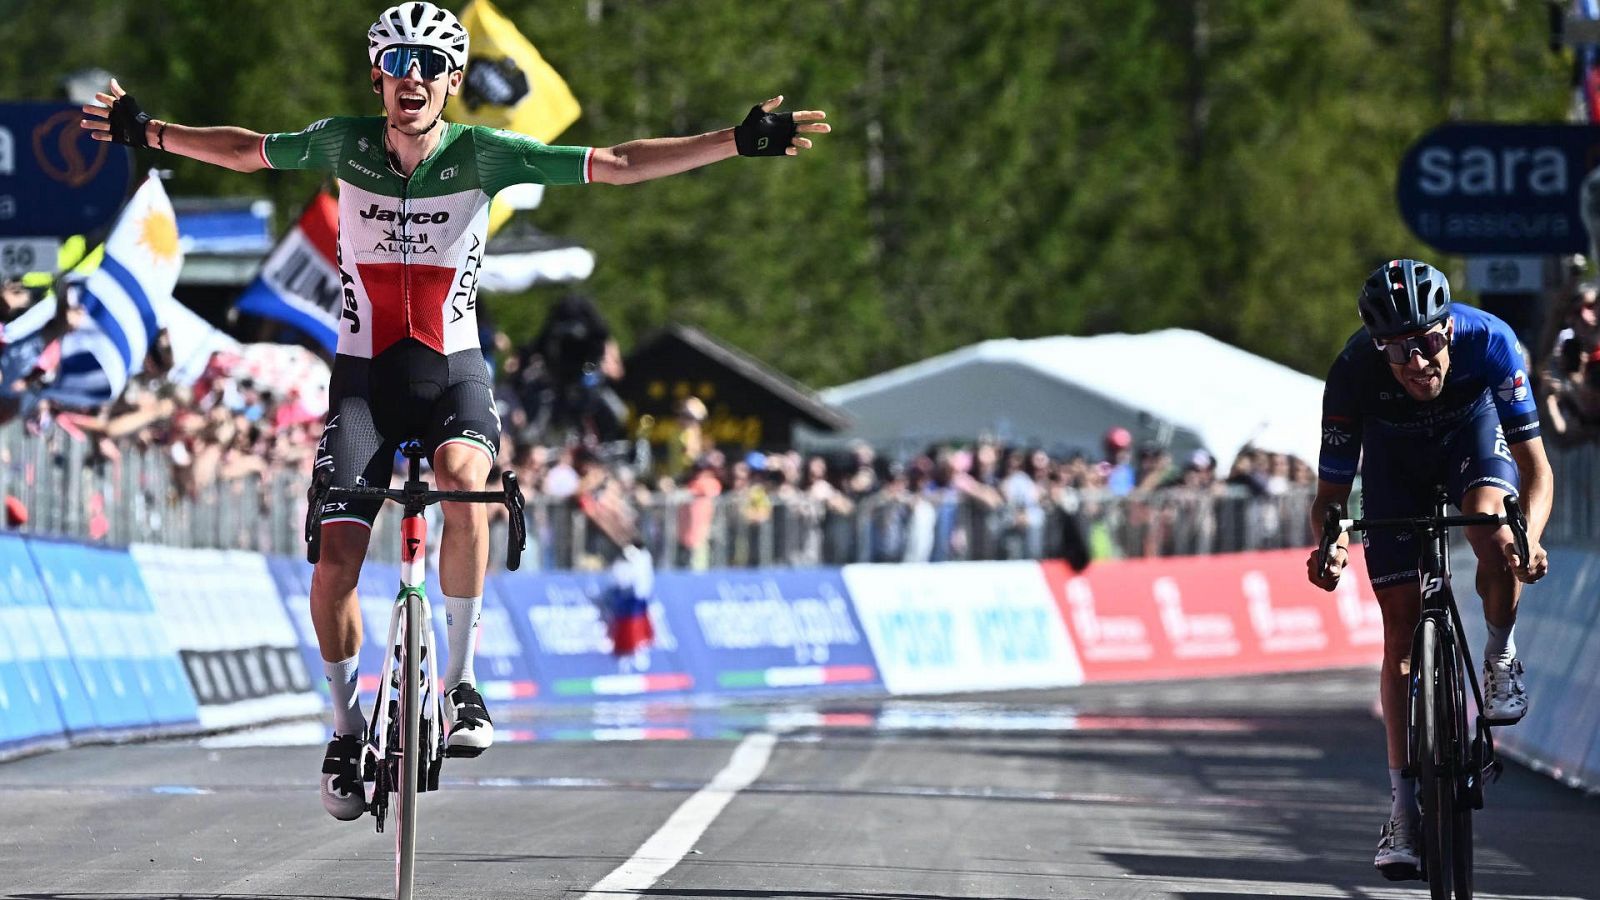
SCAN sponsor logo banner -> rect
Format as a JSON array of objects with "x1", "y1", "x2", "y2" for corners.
[
  {"x1": 1039, "y1": 549, "x2": 1383, "y2": 682},
  {"x1": 651, "y1": 569, "x2": 882, "y2": 695},
  {"x1": 129, "y1": 545, "x2": 319, "y2": 730},
  {"x1": 490, "y1": 570, "x2": 694, "y2": 701},
  {"x1": 841, "y1": 562, "x2": 1083, "y2": 695}
]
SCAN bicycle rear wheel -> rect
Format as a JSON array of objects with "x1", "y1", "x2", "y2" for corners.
[
  {"x1": 1417, "y1": 618, "x2": 1456, "y2": 900},
  {"x1": 395, "y1": 590, "x2": 422, "y2": 900}
]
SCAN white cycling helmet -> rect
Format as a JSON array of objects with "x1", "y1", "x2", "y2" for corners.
[{"x1": 368, "y1": 2, "x2": 470, "y2": 70}]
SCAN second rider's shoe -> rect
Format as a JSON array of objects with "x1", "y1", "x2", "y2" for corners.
[
  {"x1": 320, "y1": 733, "x2": 368, "y2": 821},
  {"x1": 444, "y1": 682, "x2": 494, "y2": 758},
  {"x1": 1374, "y1": 813, "x2": 1422, "y2": 881},
  {"x1": 1482, "y1": 657, "x2": 1528, "y2": 725}
]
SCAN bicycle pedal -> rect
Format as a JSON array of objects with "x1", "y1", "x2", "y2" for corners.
[{"x1": 444, "y1": 743, "x2": 485, "y2": 759}]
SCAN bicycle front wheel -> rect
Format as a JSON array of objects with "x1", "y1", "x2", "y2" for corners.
[
  {"x1": 1448, "y1": 644, "x2": 1474, "y2": 900},
  {"x1": 1416, "y1": 618, "x2": 1456, "y2": 900},
  {"x1": 395, "y1": 590, "x2": 422, "y2": 900}
]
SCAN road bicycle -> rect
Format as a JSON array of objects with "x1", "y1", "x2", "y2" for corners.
[
  {"x1": 1318, "y1": 489, "x2": 1528, "y2": 900},
  {"x1": 306, "y1": 441, "x2": 526, "y2": 900}
]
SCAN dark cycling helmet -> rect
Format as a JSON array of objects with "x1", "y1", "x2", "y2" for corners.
[{"x1": 1357, "y1": 259, "x2": 1451, "y2": 338}]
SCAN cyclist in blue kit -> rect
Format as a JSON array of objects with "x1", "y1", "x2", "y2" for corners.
[{"x1": 1306, "y1": 259, "x2": 1553, "y2": 880}]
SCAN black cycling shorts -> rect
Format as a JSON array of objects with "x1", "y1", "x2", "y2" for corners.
[{"x1": 313, "y1": 339, "x2": 501, "y2": 527}]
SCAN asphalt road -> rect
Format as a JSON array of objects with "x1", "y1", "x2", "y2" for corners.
[{"x1": 1, "y1": 669, "x2": 1595, "y2": 900}]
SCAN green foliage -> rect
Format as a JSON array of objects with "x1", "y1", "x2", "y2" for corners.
[{"x1": 0, "y1": 0, "x2": 1570, "y2": 383}]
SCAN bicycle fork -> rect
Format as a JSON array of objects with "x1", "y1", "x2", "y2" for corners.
[{"x1": 369, "y1": 511, "x2": 444, "y2": 832}]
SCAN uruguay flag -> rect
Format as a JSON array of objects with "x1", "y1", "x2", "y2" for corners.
[
  {"x1": 72, "y1": 172, "x2": 186, "y2": 400},
  {"x1": 234, "y1": 191, "x2": 340, "y2": 353}
]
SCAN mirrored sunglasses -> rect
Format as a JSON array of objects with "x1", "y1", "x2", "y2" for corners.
[
  {"x1": 1374, "y1": 329, "x2": 1449, "y2": 365},
  {"x1": 378, "y1": 45, "x2": 452, "y2": 81}
]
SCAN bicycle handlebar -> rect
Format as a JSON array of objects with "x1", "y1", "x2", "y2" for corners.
[
  {"x1": 304, "y1": 470, "x2": 527, "y2": 571},
  {"x1": 1316, "y1": 495, "x2": 1529, "y2": 576}
]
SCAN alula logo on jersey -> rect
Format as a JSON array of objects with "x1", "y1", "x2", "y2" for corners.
[
  {"x1": 1322, "y1": 424, "x2": 1350, "y2": 446},
  {"x1": 358, "y1": 204, "x2": 451, "y2": 225},
  {"x1": 1496, "y1": 370, "x2": 1529, "y2": 403},
  {"x1": 374, "y1": 228, "x2": 438, "y2": 255}
]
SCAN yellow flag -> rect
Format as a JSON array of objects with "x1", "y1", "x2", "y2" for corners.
[{"x1": 457, "y1": 0, "x2": 583, "y2": 235}]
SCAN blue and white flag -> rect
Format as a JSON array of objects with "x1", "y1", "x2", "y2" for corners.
[{"x1": 70, "y1": 172, "x2": 186, "y2": 400}]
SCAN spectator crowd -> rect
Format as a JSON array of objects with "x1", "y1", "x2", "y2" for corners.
[{"x1": 0, "y1": 276, "x2": 1592, "y2": 566}]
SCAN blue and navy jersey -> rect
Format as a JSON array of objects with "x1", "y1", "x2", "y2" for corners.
[{"x1": 1318, "y1": 304, "x2": 1540, "y2": 484}]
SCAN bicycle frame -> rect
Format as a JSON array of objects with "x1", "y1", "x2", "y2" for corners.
[
  {"x1": 1406, "y1": 490, "x2": 1498, "y2": 802},
  {"x1": 305, "y1": 441, "x2": 526, "y2": 900},
  {"x1": 1319, "y1": 490, "x2": 1527, "y2": 899}
]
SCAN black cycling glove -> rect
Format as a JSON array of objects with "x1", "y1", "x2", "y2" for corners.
[
  {"x1": 106, "y1": 94, "x2": 153, "y2": 148},
  {"x1": 733, "y1": 103, "x2": 796, "y2": 157}
]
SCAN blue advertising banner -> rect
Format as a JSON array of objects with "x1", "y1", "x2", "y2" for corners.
[
  {"x1": 1395, "y1": 123, "x2": 1600, "y2": 255},
  {"x1": 490, "y1": 570, "x2": 695, "y2": 702},
  {"x1": 27, "y1": 539, "x2": 153, "y2": 730},
  {"x1": 0, "y1": 102, "x2": 132, "y2": 238},
  {"x1": 99, "y1": 547, "x2": 200, "y2": 727},
  {"x1": 0, "y1": 614, "x2": 46, "y2": 748},
  {"x1": 652, "y1": 569, "x2": 882, "y2": 695},
  {"x1": 0, "y1": 535, "x2": 85, "y2": 735}
]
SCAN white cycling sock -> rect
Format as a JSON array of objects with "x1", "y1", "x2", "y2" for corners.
[
  {"x1": 324, "y1": 654, "x2": 364, "y2": 736},
  {"x1": 1389, "y1": 767, "x2": 1418, "y2": 823},
  {"x1": 1485, "y1": 621, "x2": 1516, "y2": 665},
  {"x1": 444, "y1": 594, "x2": 482, "y2": 688}
]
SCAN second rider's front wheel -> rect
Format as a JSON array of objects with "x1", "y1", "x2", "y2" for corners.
[{"x1": 1417, "y1": 618, "x2": 1456, "y2": 900}]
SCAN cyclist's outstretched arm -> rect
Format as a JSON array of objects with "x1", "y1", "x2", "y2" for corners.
[
  {"x1": 80, "y1": 79, "x2": 268, "y2": 173},
  {"x1": 590, "y1": 95, "x2": 829, "y2": 185}
]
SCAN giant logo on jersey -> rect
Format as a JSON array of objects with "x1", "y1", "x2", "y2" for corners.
[{"x1": 1496, "y1": 370, "x2": 1529, "y2": 404}]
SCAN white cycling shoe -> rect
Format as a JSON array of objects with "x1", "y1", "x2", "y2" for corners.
[
  {"x1": 444, "y1": 682, "x2": 494, "y2": 758},
  {"x1": 1374, "y1": 813, "x2": 1422, "y2": 881},
  {"x1": 320, "y1": 734, "x2": 368, "y2": 821},
  {"x1": 1482, "y1": 657, "x2": 1528, "y2": 725}
]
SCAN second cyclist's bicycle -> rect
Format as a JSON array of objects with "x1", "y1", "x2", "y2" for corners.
[
  {"x1": 1318, "y1": 489, "x2": 1528, "y2": 900},
  {"x1": 306, "y1": 441, "x2": 526, "y2": 900}
]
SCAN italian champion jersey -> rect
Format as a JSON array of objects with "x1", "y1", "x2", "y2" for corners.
[
  {"x1": 1317, "y1": 304, "x2": 1541, "y2": 484},
  {"x1": 260, "y1": 116, "x2": 592, "y2": 359}
]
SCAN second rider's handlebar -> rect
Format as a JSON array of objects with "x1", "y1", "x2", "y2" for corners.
[{"x1": 1316, "y1": 495, "x2": 1529, "y2": 577}]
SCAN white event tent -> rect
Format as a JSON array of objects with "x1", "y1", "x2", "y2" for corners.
[{"x1": 802, "y1": 329, "x2": 1326, "y2": 468}]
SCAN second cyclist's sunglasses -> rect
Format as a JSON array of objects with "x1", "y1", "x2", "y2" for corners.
[
  {"x1": 377, "y1": 45, "x2": 453, "y2": 81},
  {"x1": 1374, "y1": 327, "x2": 1449, "y2": 365}
]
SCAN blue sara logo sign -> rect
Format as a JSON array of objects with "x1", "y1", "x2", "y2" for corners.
[
  {"x1": 1396, "y1": 123, "x2": 1600, "y2": 255},
  {"x1": 0, "y1": 102, "x2": 132, "y2": 238}
]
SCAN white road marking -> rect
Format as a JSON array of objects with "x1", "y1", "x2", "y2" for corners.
[{"x1": 580, "y1": 732, "x2": 776, "y2": 899}]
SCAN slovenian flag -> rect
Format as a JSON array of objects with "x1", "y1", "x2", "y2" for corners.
[
  {"x1": 606, "y1": 545, "x2": 656, "y2": 657},
  {"x1": 234, "y1": 191, "x2": 340, "y2": 353}
]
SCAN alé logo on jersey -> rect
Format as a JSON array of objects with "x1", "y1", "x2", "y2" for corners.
[{"x1": 358, "y1": 204, "x2": 451, "y2": 225}]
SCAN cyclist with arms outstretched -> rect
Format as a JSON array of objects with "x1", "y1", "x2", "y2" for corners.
[
  {"x1": 81, "y1": 1, "x2": 829, "y2": 821},
  {"x1": 1305, "y1": 260, "x2": 1552, "y2": 881}
]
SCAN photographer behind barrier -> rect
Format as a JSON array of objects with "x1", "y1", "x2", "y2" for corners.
[{"x1": 521, "y1": 293, "x2": 626, "y2": 442}]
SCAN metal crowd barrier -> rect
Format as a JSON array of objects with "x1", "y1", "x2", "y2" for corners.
[{"x1": 1, "y1": 421, "x2": 1593, "y2": 571}]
